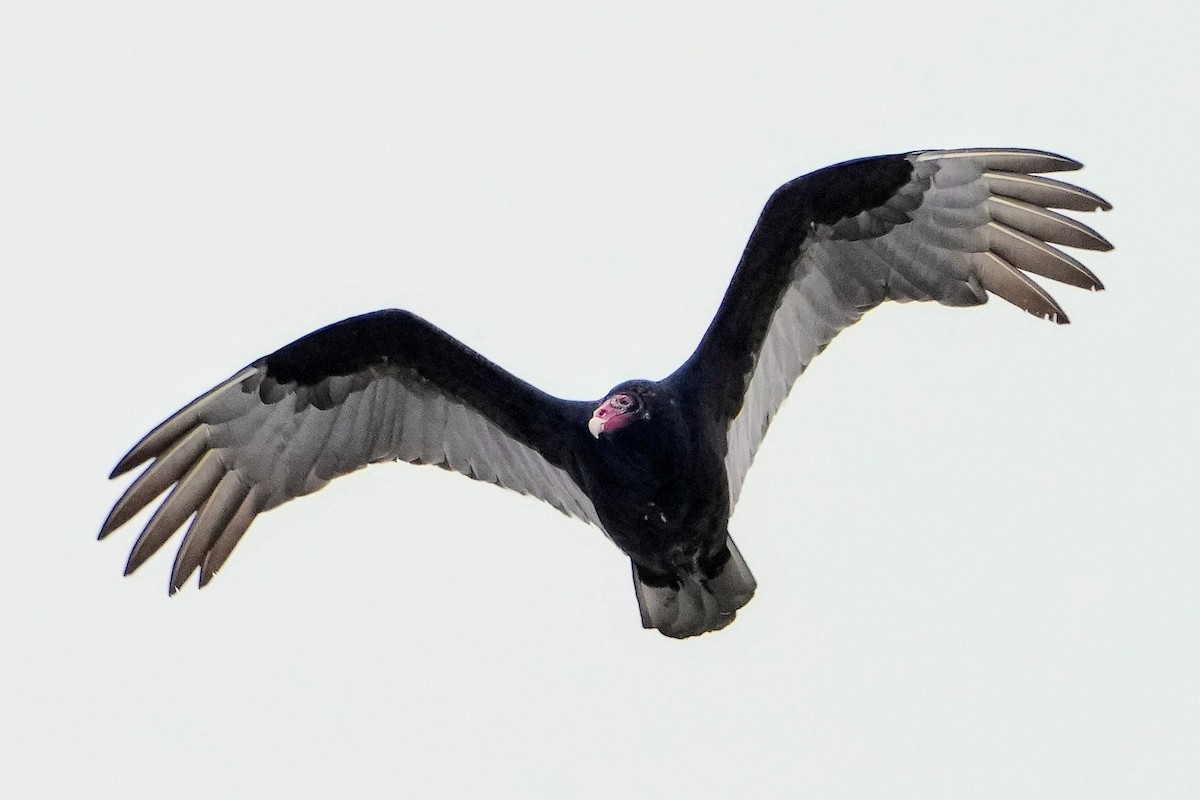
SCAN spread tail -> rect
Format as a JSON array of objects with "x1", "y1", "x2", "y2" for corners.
[{"x1": 632, "y1": 536, "x2": 757, "y2": 639}]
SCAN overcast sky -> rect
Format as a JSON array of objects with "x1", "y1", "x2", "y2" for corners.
[{"x1": 3, "y1": 2, "x2": 1197, "y2": 798}]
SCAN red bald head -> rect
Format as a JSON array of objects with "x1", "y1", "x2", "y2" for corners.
[{"x1": 588, "y1": 392, "x2": 641, "y2": 438}]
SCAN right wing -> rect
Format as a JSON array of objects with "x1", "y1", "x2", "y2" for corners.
[
  {"x1": 669, "y1": 148, "x2": 1111, "y2": 508},
  {"x1": 99, "y1": 309, "x2": 600, "y2": 593}
]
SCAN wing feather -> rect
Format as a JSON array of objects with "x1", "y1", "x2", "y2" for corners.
[
  {"x1": 198, "y1": 486, "x2": 264, "y2": 587},
  {"x1": 985, "y1": 196, "x2": 1112, "y2": 251},
  {"x1": 419, "y1": 393, "x2": 449, "y2": 467},
  {"x1": 984, "y1": 171, "x2": 1112, "y2": 212},
  {"x1": 395, "y1": 386, "x2": 426, "y2": 463},
  {"x1": 973, "y1": 251, "x2": 1069, "y2": 323},
  {"x1": 170, "y1": 471, "x2": 251, "y2": 593},
  {"x1": 917, "y1": 148, "x2": 1082, "y2": 173}
]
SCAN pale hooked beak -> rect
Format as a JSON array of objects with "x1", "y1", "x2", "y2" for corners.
[{"x1": 590, "y1": 395, "x2": 636, "y2": 439}]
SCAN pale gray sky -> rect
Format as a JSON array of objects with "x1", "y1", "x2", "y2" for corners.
[{"x1": 3, "y1": 2, "x2": 1197, "y2": 797}]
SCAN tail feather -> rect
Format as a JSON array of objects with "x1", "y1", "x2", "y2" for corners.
[
  {"x1": 706, "y1": 536, "x2": 757, "y2": 613},
  {"x1": 632, "y1": 536, "x2": 757, "y2": 639}
]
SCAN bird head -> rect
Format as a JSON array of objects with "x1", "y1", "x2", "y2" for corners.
[{"x1": 589, "y1": 382, "x2": 660, "y2": 439}]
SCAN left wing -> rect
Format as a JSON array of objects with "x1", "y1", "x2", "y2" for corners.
[
  {"x1": 100, "y1": 310, "x2": 601, "y2": 593},
  {"x1": 668, "y1": 148, "x2": 1112, "y2": 507}
]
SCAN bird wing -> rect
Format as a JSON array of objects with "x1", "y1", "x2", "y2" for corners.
[
  {"x1": 669, "y1": 148, "x2": 1112, "y2": 508},
  {"x1": 100, "y1": 309, "x2": 600, "y2": 592}
]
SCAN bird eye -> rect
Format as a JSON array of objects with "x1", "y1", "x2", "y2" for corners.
[{"x1": 612, "y1": 394, "x2": 634, "y2": 410}]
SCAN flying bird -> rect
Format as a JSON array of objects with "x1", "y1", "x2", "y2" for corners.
[{"x1": 100, "y1": 148, "x2": 1111, "y2": 638}]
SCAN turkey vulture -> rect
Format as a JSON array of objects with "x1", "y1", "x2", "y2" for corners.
[{"x1": 100, "y1": 148, "x2": 1111, "y2": 638}]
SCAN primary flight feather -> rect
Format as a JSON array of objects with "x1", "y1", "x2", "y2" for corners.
[{"x1": 100, "y1": 147, "x2": 1111, "y2": 638}]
